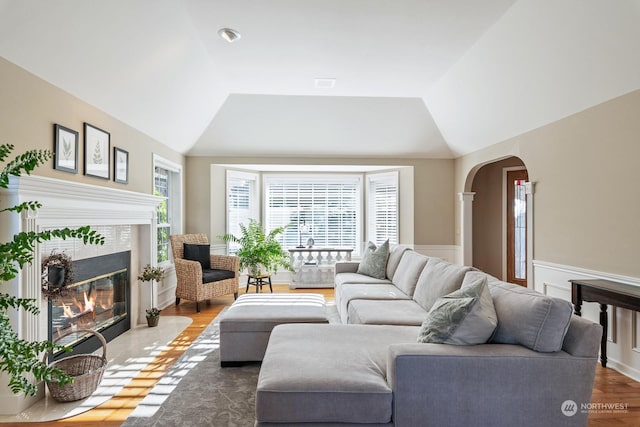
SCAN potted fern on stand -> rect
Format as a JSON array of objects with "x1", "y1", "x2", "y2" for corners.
[
  {"x1": 221, "y1": 219, "x2": 292, "y2": 278},
  {"x1": 138, "y1": 264, "x2": 164, "y2": 327}
]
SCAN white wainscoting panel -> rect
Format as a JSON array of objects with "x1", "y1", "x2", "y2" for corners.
[
  {"x1": 157, "y1": 264, "x2": 177, "y2": 309},
  {"x1": 533, "y1": 260, "x2": 640, "y2": 381}
]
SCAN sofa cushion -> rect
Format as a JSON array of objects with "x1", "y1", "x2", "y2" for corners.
[
  {"x1": 256, "y1": 324, "x2": 419, "y2": 424},
  {"x1": 348, "y1": 299, "x2": 427, "y2": 326},
  {"x1": 486, "y1": 274, "x2": 573, "y2": 352},
  {"x1": 183, "y1": 243, "x2": 211, "y2": 270},
  {"x1": 417, "y1": 274, "x2": 497, "y2": 345},
  {"x1": 335, "y1": 272, "x2": 393, "y2": 287},
  {"x1": 386, "y1": 244, "x2": 413, "y2": 280},
  {"x1": 412, "y1": 258, "x2": 472, "y2": 311},
  {"x1": 337, "y1": 284, "x2": 411, "y2": 323},
  {"x1": 391, "y1": 251, "x2": 429, "y2": 297},
  {"x1": 357, "y1": 240, "x2": 389, "y2": 279}
]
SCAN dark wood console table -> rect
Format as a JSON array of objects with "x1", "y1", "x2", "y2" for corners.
[{"x1": 570, "y1": 278, "x2": 640, "y2": 368}]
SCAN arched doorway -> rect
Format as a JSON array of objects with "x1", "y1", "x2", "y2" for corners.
[{"x1": 464, "y1": 156, "x2": 532, "y2": 286}]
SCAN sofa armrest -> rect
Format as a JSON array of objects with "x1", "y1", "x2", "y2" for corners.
[
  {"x1": 387, "y1": 343, "x2": 596, "y2": 427},
  {"x1": 335, "y1": 261, "x2": 359, "y2": 274},
  {"x1": 563, "y1": 314, "x2": 603, "y2": 357}
]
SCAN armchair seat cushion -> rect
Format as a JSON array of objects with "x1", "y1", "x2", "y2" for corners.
[{"x1": 202, "y1": 268, "x2": 235, "y2": 284}]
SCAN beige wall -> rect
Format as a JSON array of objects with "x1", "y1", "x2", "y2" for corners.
[
  {"x1": 471, "y1": 157, "x2": 525, "y2": 278},
  {"x1": 185, "y1": 156, "x2": 455, "y2": 247},
  {"x1": 456, "y1": 89, "x2": 640, "y2": 278},
  {"x1": 0, "y1": 57, "x2": 183, "y2": 194}
]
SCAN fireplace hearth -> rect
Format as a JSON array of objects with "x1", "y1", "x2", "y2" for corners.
[{"x1": 48, "y1": 251, "x2": 131, "y2": 360}]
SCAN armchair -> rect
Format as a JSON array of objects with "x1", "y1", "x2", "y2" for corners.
[{"x1": 170, "y1": 233, "x2": 239, "y2": 312}]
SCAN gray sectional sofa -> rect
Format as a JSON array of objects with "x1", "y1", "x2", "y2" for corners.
[{"x1": 256, "y1": 245, "x2": 603, "y2": 427}]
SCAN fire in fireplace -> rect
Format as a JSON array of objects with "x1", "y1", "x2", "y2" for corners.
[{"x1": 48, "y1": 251, "x2": 131, "y2": 360}]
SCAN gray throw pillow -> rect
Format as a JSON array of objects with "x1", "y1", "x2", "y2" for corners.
[
  {"x1": 356, "y1": 240, "x2": 389, "y2": 279},
  {"x1": 417, "y1": 275, "x2": 497, "y2": 345}
]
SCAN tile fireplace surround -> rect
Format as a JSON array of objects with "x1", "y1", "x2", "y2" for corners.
[{"x1": 0, "y1": 175, "x2": 162, "y2": 415}]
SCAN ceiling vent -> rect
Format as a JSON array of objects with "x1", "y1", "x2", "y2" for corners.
[{"x1": 314, "y1": 78, "x2": 336, "y2": 89}]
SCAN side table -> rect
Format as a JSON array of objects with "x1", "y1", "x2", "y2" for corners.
[
  {"x1": 246, "y1": 274, "x2": 273, "y2": 293},
  {"x1": 570, "y1": 278, "x2": 640, "y2": 368}
]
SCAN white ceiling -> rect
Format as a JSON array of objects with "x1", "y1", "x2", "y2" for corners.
[{"x1": 0, "y1": 0, "x2": 639, "y2": 158}]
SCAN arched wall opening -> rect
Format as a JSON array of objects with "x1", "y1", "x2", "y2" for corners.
[{"x1": 462, "y1": 156, "x2": 533, "y2": 286}]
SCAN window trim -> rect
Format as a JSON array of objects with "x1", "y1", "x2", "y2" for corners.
[
  {"x1": 153, "y1": 154, "x2": 183, "y2": 266},
  {"x1": 366, "y1": 170, "x2": 399, "y2": 245},
  {"x1": 226, "y1": 169, "x2": 260, "y2": 252}
]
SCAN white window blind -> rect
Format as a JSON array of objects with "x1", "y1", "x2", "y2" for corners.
[
  {"x1": 367, "y1": 171, "x2": 398, "y2": 245},
  {"x1": 264, "y1": 175, "x2": 361, "y2": 252},
  {"x1": 226, "y1": 170, "x2": 259, "y2": 252}
]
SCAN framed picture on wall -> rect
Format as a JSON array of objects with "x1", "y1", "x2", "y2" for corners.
[
  {"x1": 84, "y1": 123, "x2": 110, "y2": 179},
  {"x1": 53, "y1": 124, "x2": 78, "y2": 174},
  {"x1": 114, "y1": 147, "x2": 129, "y2": 184}
]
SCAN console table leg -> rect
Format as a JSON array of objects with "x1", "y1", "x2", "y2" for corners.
[{"x1": 599, "y1": 303, "x2": 608, "y2": 368}]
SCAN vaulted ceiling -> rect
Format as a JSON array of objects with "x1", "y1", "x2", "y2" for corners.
[{"x1": 0, "y1": 0, "x2": 638, "y2": 158}]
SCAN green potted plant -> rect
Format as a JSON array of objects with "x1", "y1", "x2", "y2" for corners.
[
  {"x1": 0, "y1": 143, "x2": 104, "y2": 396},
  {"x1": 221, "y1": 219, "x2": 293, "y2": 277},
  {"x1": 138, "y1": 264, "x2": 164, "y2": 327}
]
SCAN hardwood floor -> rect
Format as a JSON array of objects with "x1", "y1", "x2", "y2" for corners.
[{"x1": 8, "y1": 286, "x2": 639, "y2": 426}]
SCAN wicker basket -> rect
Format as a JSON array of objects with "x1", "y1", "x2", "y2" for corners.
[{"x1": 44, "y1": 328, "x2": 108, "y2": 402}]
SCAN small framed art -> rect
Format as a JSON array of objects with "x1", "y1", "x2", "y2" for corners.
[
  {"x1": 114, "y1": 147, "x2": 129, "y2": 184},
  {"x1": 84, "y1": 123, "x2": 110, "y2": 179},
  {"x1": 53, "y1": 124, "x2": 78, "y2": 173}
]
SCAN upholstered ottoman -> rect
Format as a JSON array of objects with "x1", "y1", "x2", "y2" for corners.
[
  {"x1": 219, "y1": 293, "x2": 328, "y2": 365},
  {"x1": 256, "y1": 323, "x2": 420, "y2": 425}
]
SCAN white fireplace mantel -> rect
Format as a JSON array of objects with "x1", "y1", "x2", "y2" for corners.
[
  {"x1": 0, "y1": 174, "x2": 162, "y2": 414},
  {"x1": 4, "y1": 175, "x2": 162, "y2": 226}
]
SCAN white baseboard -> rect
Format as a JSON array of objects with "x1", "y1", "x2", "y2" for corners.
[{"x1": 533, "y1": 260, "x2": 640, "y2": 382}]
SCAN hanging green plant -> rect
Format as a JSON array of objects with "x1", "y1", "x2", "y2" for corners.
[
  {"x1": 0, "y1": 143, "x2": 105, "y2": 397},
  {"x1": 41, "y1": 251, "x2": 74, "y2": 299}
]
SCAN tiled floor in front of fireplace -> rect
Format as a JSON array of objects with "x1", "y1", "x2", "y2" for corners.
[{"x1": 0, "y1": 316, "x2": 192, "y2": 423}]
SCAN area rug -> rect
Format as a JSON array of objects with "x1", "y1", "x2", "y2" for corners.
[{"x1": 122, "y1": 310, "x2": 260, "y2": 427}]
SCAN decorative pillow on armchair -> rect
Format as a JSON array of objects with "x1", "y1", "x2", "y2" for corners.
[
  {"x1": 183, "y1": 243, "x2": 211, "y2": 270},
  {"x1": 417, "y1": 275, "x2": 497, "y2": 345},
  {"x1": 356, "y1": 240, "x2": 389, "y2": 279}
]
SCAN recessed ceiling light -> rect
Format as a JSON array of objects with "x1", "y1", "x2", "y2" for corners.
[
  {"x1": 218, "y1": 28, "x2": 241, "y2": 43},
  {"x1": 314, "y1": 78, "x2": 336, "y2": 89}
]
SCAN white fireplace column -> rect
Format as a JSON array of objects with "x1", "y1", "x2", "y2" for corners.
[{"x1": 0, "y1": 175, "x2": 162, "y2": 415}]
